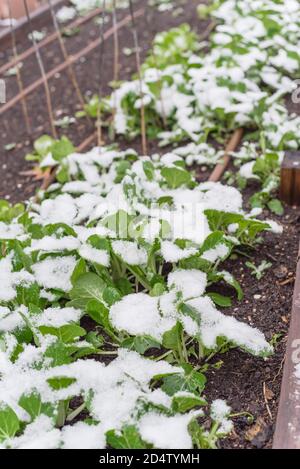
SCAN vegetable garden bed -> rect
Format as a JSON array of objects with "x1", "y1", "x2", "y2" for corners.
[{"x1": 0, "y1": 0, "x2": 300, "y2": 451}]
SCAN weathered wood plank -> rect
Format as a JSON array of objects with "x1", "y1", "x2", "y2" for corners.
[
  {"x1": 280, "y1": 152, "x2": 300, "y2": 206},
  {"x1": 273, "y1": 242, "x2": 300, "y2": 449}
]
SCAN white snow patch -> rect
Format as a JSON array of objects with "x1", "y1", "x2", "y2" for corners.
[
  {"x1": 112, "y1": 241, "x2": 147, "y2": 266},
  {"x1": 168, "y1": 269, "x2": 207, "y2": 299},
  {"x1": 32, "y1": 256, "x2": 77, "y2": 292}
]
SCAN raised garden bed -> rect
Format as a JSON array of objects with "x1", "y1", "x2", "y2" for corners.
[{"x1": 0, "y1": 0, "x2": 300, "y2": 451}]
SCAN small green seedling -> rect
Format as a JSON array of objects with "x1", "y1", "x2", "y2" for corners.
[{"x1": 246, "y1": 260, "x2": 272, "y2": 280}]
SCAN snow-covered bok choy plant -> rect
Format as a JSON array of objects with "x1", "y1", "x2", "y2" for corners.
[
  {"x1": 102, "y1": 0, "x2": 300, "y2": 149},
  {"x1": 0, "y1": 141, "x2": 280, "y2": 449},
  {"x1": 0, "y1": 0, "x2": 291, "y2": 451},
  {"x1": 227, "y1": 142, "x2": 285, "y2": 215},
  {"x1": 80, "y1": 0, "x2": 300, "y2": 213}
]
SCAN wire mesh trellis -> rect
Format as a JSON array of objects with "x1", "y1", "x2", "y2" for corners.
[
  {"x1": 0, "y1": 7, "x2": 102, "y2": 77},
  {"x1": 7, "y1": 0, "x2": 31, "y2": 136},
  {"x1": 23, "y1": 0, "x2": 57, "y2": 138},
  {"x1": 128, "y1": 0, "x2": 148, "y2": 155},
  {"x1": 96, "y1": 0, "x2": 107, "y2": 148},
  {"x1": 0, "y1": 7, "x2": 144, "y2": 120},
  {"x1": 46, "y1": 0, "x2": 88, "y2": 117},
  {"x1": 1, "y1": 1, "x2": 151, "y2": 157},
  {"x1": 111, "y1": 0, "x2": 120, "y2": 139}
]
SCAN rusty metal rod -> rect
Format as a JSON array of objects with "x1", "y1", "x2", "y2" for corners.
[
  {"x1": 129, "y1": 0, "x2": 148, "y2": 155},
  {"x1": 77, "y1": 131, "x2": 98, "y2": 152},
  {"x1": 96, "y1": 0, "x2": 107, "y2": 148},
  {"x1": 111, "y1": 0, "x2": 120, "y2": 138},
  {"x1": 209, "y1": 128, "x2": 244, "y2": 182}
]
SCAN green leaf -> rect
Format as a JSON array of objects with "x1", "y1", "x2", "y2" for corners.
[
  {"x1": 0, "y1": 200, "x2": 10, "y2": 221},
  {"x1": 18, "y1": 393, "x2": 54, "y2": 421},
  {"x1": 209, "y1": 271, "x2": 243, "y2": 301},
  {"x1": 84, "y1": 94, "x2": 100, "y2": 118},
  {"x1": 161, "y1": 364, "x2": 206, "y2": 397},
  {"x1": 180, "y1": 303, "x2": 201, "y2": 329},
  {"x1": 207, "y1": 292, "x2": 232, "y2": 307},
  {"x1": 39, "y1": 324, "x2": 86, "y2": 344},
  {"x1": 51, "y1": 137, "x2": 75, "y2": 162},
  {"x1": 29, "y1": 304, "x2": 42, "y2": 316},
  {"x1": 150, "y1": 282, "x2": 166, "y2": 297},
  {"x1": 102, "y1": 210, "x2": 133, "y2": 239},
  {"x1": 253, "y1": 152, "x2": 279, "y2": 179},
  {"x1": 45, "y1": 223, "x2": 77, "y2": 238},
  {"x1": 25, "y1": 153, "x2": 39, "y2": 162},
  {"x1": 85, "y1": 331, "x2": 104, "y2": 349},
  {"x1": 162, "y1": 322, "x2": 183, "y2": 353},
  {"x1": 13, "y1": 240, "x2": 33, "y2": 270},
  {"x1": 47, "y1": 376, "x2": 76, "y2": 391},
  {"x1": 14, "y1": 327, "x2": 33, "y2": 346},
  {"x1": 189, "y1": 419, "x2": 213, "y2": 449},
  {"x1": 9, "y1": 341, "x2": 25, "y2": 363},
  {"x1": 56, "y1": 165, "x2": 69, "y2": 183},
  {"x1": 71, "y1": 259, "x2": 87, "y2": 286},
  {"x1": 114, "y1": 160, "x2": 131, "y2": 183},
  {"x1": 161, "y1": 167, "x2": 191, "y2": 189},
  {"x1": 268, "y1": 199, "x2": 284, "y2": 215},
  {"x1": 250, "y1": 192, "x2": 265, "y2": 209},
  {"x1": 143, "y1": 161, "x2": 155, "y2": 181},
  {"x1": 16, "y1": 283, "x2": 40, "y2": 307},
  {"x1": 205, "y1": 210, "x2": 242, "y2": 232},
  {"x1": 106, "y1": 425, "x2": 148, "y2": 449},
  {"x1": 179, "y1": 255, "x2": 211, "y2": 272},
  {"x1": 157, "y1": 196, "x2": 173, "y2": 206},
  {"x1": 115, "y1": 278, "x2": 133, "y2": 295},
  {"x1": 102, "y1": 287, "x2": 121, "y2": 306},
  {"x1": 34, "y1": 135, "x2": 55, "y2": 157},
  {"x1": 27, "y1": 223, "x2": 45, "y2": 240},
  {"x1": 86, "y1": 300, "x2": 111, "y2": 329},
  {"x1": 0, "y1": 405, "x2": 20, "y2": 443},
  {"x1": 172, "y1": 394, "x2": 207, "y2": 413},
  {"x1": 4, "y1": 143, "x2": 16, "y2": 152},
  {"x1": 44, "y1": 340, "x2": 74, "y2": 367},
  {"x1": 88, "y1": 235, "x2": 110, "y2": 252},
  {"x1": 0, "y1": 201, "x2": 25, "y2": 223},
  {"x1": 69, "y1": 273, "x2": 106, "y2": 309},
  {"x1": 199, "y1": 231, "x2": 225, "y2": 255},
  {"x1": 121, "y1": 336, "x2": 161, "y2": 354}
]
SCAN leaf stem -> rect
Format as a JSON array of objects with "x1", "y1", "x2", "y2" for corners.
[{"x1": 67, "y1": 402, "x2": 86, "y2": 422}]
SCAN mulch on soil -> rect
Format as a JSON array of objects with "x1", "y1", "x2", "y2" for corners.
[{"x1": 0, "y1": 0, "x2": 300, "y2": 450}]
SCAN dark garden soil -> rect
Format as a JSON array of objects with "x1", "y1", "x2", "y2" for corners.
[
  {"x1": 206, "y1": 199, "x2": 300, "y2": 449},
  {"x1": 0, "y1": 0, "x2": 300, "y2": 450},
  {"x1": 0, "y1": 0, "x2": 210, "y2": 202}
]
